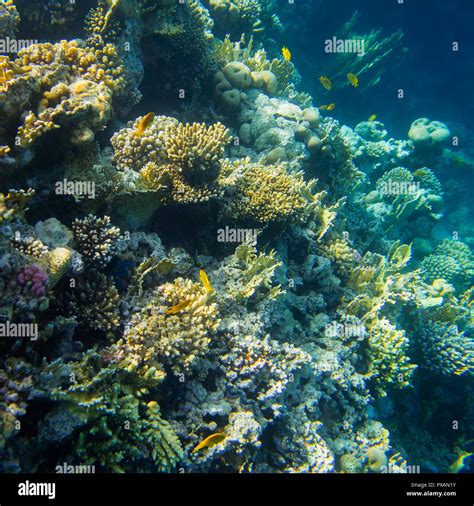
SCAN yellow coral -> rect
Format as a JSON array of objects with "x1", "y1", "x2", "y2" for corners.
[
  {"x1": 165, "y1": 122, "x2": 231, "y2": 182},
  {"x1": 112, "y1": 277, "x2": 219, "y2": 379},
  {"x1": 221, "y1": 158, "x2": 314, "y2": 225},
  {"x1": 319, "y1": 237, "x2": 357, "y2": 278}
]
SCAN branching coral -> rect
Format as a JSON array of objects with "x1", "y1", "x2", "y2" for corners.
[
  {"x1": 365, "y1": 317, "x2": 417, "y2": 397},
  {"x1": 71, "y1": 214, "x2": 121, "y2": 268},
  {"x1": 221, "y1": 333, "x2": 313, "y2": 410},
  {"x1": 165, "y1": 122, "x2": 231, "y2": 183},
  {"x1": 41, "y1": 352, "x2": 183, "y2": 472},
  {"x1": 16, "y1": 0, "x2": 76, "y2": 31},
  {"x1": 112, "y1": 277, "x2": 219, "y2": 379},
  {"x1": 220, "y1": 158, "x2": 316, "y2": 225},
  {"x1": 56, "y1": 272, "x2": 121, "y2": 336},
  {"x1": 420, "y1": 240, "x2": 474, "y2": 293},
  {"x1": 413, "y1": 288, "x2": 473, "y2": 377},
  {"x1": 0, "y1": 39, "x2": 127, "y2": 163},
  {"x1": 0, "y1": 0, "x2": 19, "y2": 38},
  {"x1": 318, "y1": 237, "x2": 358, "y2": 279}
]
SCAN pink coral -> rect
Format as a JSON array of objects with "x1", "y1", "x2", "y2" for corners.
[{"x1": 17, "y1": 265, "x2": 48, "y2": 296}]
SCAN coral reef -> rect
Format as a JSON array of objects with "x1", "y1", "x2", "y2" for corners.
[{"x1": 0, "y1": 0, "x2": 472, "y2": 478}]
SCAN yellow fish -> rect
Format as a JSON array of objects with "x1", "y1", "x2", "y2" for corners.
[
  {"x1": 135, "y1": 112, "x2": 155, "y2": 137},
  {"x1": 166, "y1": 299, "x2": 192, "y2": 315},
  {"x1": 319, "y1": 76, "x2": 332, "y2": 90},
  {"x1": 368, "y1": 114, "x2": 377, "y2": 122},
  {"x1": 281, "y1": 47, "x2": 291, "y2": 61},
  {"x1": 320, "y1": 103, "x2": 336, "y2": 111},
  {"x1": 347, "y1": 72, "x2": 359, "y2": 87},
  {"x1": 192, "y1": 432, "x2": 226, "y2": 452},
  {"x1": 199, "y1": 269, "x2": 214, "y2": 293}
]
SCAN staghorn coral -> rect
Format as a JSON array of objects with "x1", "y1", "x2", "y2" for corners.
[
  {"x1": 112, "y1": 277, "x2": 219, "y2": 379},
  {"x1": 71, "y1": 214, "x2": 121, "y2": 268}
]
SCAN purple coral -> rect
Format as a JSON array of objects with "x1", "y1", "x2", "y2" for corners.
[{"x1": 17, "y1": 265, "x2": 48, "y2": 296}]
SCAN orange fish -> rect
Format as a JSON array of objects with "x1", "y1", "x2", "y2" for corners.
[
  {"x1": 135, "y1": 112, "x2": 155, "y2": 136},
  {"x1": 166, "y1": 299, "x2": 192, "y2": 315},
  {"x1": 192, "y1": 433, "x2": 226, "y2": 452}
]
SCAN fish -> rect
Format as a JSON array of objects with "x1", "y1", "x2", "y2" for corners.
[
  {"x1": 192, "y1": 432, "x2": 226, "y2": 452},
  {"x1": 347, "y1": 73, "x2": 359, "y2": 87},
  {"x1": 281, "y1": 47, "x2": 291, "y2": 61},
  {"x1": 166, "y1": 299, "x2": 192, "y2": 315},
  {"x1": 413, "y1": 169, "x2": 429, "y2": 177},
  {"x1": 320, "y1": 103, "x2": 336, "y2": 111},
  {"x1": 368, "y1": 114, "x2": 377, "y2": 122},
  {"x1": 135, "y1": 112, "x2": 155, "y2": 137},
  {"x1": 199, "y1": 269, "x2": 214, "y2": 293},
  {"x1": 319, "y1": 76, "x2": 332, "y2": 90}
]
